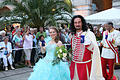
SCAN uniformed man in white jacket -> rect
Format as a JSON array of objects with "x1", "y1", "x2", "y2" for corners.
[{"x1": 101, "y1": 22, "x2": 120, "y2": 80}]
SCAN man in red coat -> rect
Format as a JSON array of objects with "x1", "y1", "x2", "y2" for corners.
[{"x1": 69, "y1": 15, "x2": 104, "y2": 80}]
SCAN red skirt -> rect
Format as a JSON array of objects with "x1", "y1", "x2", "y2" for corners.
[{"x1": 70, "y1": 61, "x2": 92, "y2": 80}]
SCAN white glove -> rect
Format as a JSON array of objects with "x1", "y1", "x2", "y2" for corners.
[{"x1": 107, "y1": 38, "x2": 112, "y2": 42}]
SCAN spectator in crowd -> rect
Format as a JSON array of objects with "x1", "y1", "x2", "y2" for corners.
[
  {"x1": 39, "y1": 35, "x2": 46, "y2": 58},
  {"x1": 11, "y1": 25, "x2": 14, "y2": 32},
  {"x1": 30, "y1": 28, "x2": 37, "y2": 64},
  {"x1": 21, "y1": 27, "x2": 25, "y2": 36},
  {"x1": 25, "y1": 26, "x2": 30, "y2": 32},
  {"x1": 59, "y1": 29, "x2": 66, "y2": 44},
  {"x1": 93, "y1": 27, "x2": 98, "y2": 35},
  {"x1": 64, "y1": 24, "x2": 68, "y2": 29},
  {"x1": 39, "y1": 35, "x2": 46, "y2": 47},
  {"x1": 23, "y1": 29, "x2": 33, "y2": 68},
  {"x1": 96, "y1": 29, "x2": 102, "y2": 41},
  {"x1": 87, "y1": 23, "x2": 94, "y2": 32},
  {"x1": 0, "y1": 30, "x2": 6, "y2": 42},
  {"x1": 61, "y1": 29, "x2": 71, "y2": 44},
  {"x1": 45, "y1": 27, "x2": 50, "y2": 37},
  {"x1": 62, "y1": 29, "x2": 71, "y2": 50},
  {"x1": 12, "y1": 26, "x2": 19, "y2": 36},
  {"x1": 30, "y1": 28, "x2": 37, "y2": 46},
  {"x1": 36, "y1": 27, "x2": 47, "y2": 42},
  {"x1": 6, "y1": 26, "x2": 12, "y2": 42},
  {"x1": 12, "y1": 28, "x2": 23, "y2": 66},
  {"x1": 33, "y1": 28, "x2": 37, "y2": 35},
  {"x1": 1, "y1": 36, "x2": 15, "y2": 71},
  {"x1": 99, "y1": 25, "x2": 103, "y2": 34}
]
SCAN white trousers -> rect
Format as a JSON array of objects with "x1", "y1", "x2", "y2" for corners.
[
  {"x1": 2, "y1": 54, "x2": 13, "y2": 67},
  {"x1": 24, "y1": 49, "x2": 31, "y2": 60}
]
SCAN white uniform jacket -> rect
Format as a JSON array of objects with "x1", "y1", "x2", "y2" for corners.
[{"x1": 101, "y1": 29, "x2": 120, "y2": 59}]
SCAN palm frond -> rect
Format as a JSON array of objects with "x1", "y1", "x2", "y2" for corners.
[{"x1": 1, "y1": 0, "x2": 73, "y2": 28}]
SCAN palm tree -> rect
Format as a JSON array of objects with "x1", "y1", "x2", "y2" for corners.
[{"x1": 1, "y1": 0, "x2": 73, "y2": 28}]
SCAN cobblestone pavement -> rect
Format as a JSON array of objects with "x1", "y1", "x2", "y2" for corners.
[{"x1": 0, "y1": 67, "x2": 119, "y2": 80}]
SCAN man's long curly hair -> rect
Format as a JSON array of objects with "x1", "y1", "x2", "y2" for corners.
[{"x1": 70, "y1": 15, "x2": 88, "y2": 34}]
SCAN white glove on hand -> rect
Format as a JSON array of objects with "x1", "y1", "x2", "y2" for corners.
[{"x1": 107, "y1": 38, "x2": 112, "y2": 42}]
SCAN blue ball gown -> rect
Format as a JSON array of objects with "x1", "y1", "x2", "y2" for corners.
[{"x1": 28, "y1": 42, "x2": 71, "y2": 80}]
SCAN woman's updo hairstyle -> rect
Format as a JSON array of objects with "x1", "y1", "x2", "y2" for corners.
[{"x1": 49, "y1": 27, "x2": 59, "y2": 43}]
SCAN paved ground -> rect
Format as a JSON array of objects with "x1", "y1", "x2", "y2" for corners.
[
  {"x1": 0, "y1": 67, "x2": 32, "y2": 80},
  {"x1": 0, "y1": 67, "x2": 120, "y2": 80},
  {"x1": 114, "y1": 69, "x2": 120, "y2": 80}
]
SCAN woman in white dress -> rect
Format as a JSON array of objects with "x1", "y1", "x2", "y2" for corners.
[{"x1": 1, "y1": 36, "x2": 15, "y2": 71}]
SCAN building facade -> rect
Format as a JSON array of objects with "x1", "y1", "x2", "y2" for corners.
[
  {"x1": 72, "y1": 0, "x2": 92, "y2": 17},
  {"x1": 72, "y1": 0, "x2": 114, "y2": 17},
  {"x1": 112, "y1": 0, "x2": 120, "y2": 8}
]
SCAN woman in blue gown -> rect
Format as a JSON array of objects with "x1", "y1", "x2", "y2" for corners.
[{"x1": 28, "y1": 27, "x2": 71, "y2": 80}]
